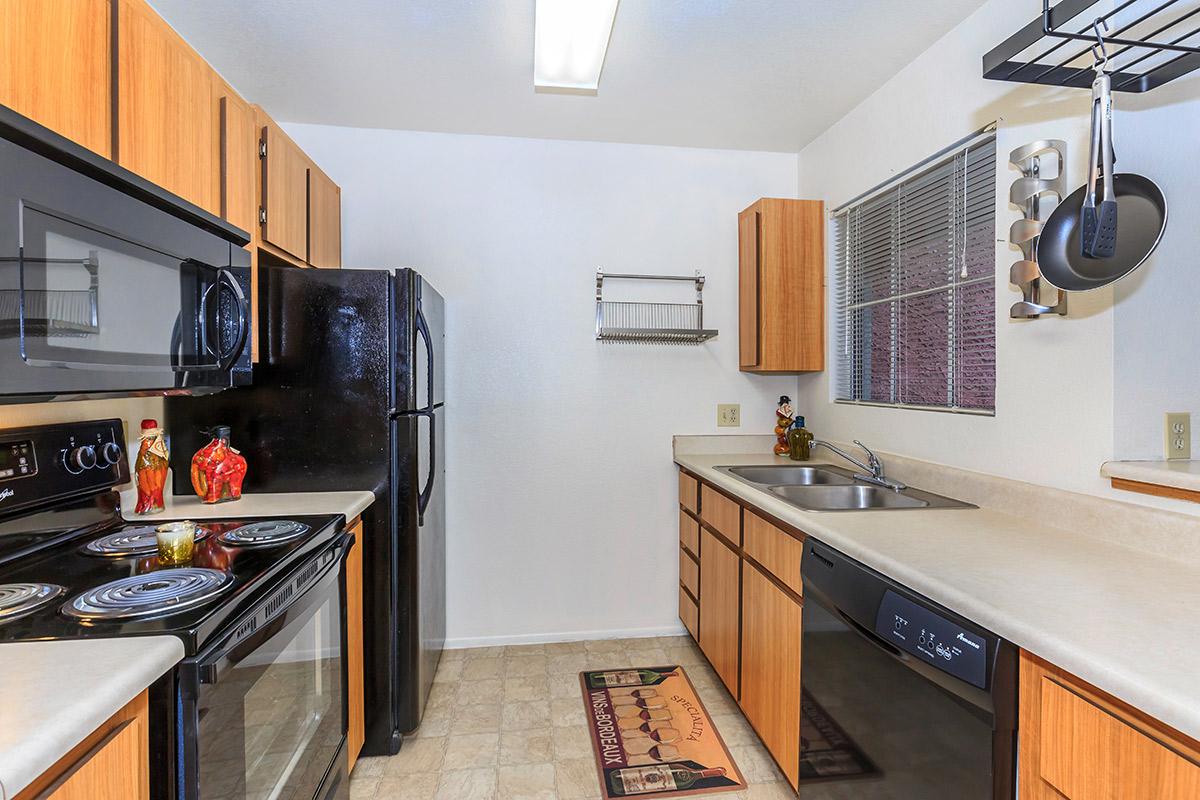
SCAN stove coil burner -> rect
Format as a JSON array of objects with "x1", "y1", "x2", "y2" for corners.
[
  {"x1": 218, "y1": 520, "x2": 311, "y2": 547},
  {"x1": 82, "y1": 525, "x2": 211, "y2": 557},
  {"x1": 0, "y1": 583, "x2": 66, "y2": 623},
  {"x1": 63, "y1": 568, "x2": 232, "y2": 620}
]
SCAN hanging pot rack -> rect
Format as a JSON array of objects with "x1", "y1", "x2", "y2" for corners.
[{"x1": 984, "y1": 0, "x2": 1200, "y2": 92}]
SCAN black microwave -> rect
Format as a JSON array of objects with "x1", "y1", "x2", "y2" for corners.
[{"x1": 0, "y1": 107, "x2": 252, "y2": 405}]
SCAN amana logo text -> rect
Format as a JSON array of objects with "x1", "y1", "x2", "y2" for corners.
[{"x1": 0, "y1": 487, "x2": 14, "y2": 503}]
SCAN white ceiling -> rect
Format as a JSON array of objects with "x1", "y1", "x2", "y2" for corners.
[{"x1": 150, "y1": 0, "x2": 989, "y2": 153}]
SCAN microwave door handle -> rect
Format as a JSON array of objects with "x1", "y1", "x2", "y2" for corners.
[{"x1": 199, "y1": 269, "x2": 248, "y2": 371}]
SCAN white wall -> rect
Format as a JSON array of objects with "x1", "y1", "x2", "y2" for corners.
[
  {"x1": 794, "y1": 0, "x2": 1200, "y2": 511},
  {"x1": 284, "y1": 124, "x2": 798, "y2": 646}
]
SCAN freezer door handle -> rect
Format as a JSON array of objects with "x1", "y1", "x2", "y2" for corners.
[
  {"x1": 415, "y1": 303, "x2": 435, "y2": 415},
  {"x1": 417, "y1": 409, "x2": 436, "y2": 526}
]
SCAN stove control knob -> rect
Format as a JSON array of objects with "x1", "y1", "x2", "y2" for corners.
[
  {"x1": 66, "y1": 445, "x2": 98, "y2": 473},
  {"x1": 100, "y1": 441, "x2": 124, "y2": 467}
]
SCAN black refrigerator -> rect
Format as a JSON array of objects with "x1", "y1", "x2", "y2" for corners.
[{"x1": 165, "y1": 265, "x2": 446, "y2": 755}]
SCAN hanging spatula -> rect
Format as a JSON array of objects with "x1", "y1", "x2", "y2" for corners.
[
  {"x1": 1089, "y1": 68, "x2": 1118, "y2": 258},
  {"x1": 1080, "y1": 88, "x2": 1101, "y2": 258}
]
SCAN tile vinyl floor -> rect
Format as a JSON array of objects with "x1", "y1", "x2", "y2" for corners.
[{"x1": 349, "y1": 635, "x2": 797, "y2": 800}]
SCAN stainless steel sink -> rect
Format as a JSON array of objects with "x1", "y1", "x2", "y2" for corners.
[
  {"x1": 770, "y1": 484, "x2": 927, "y2": 510},
  {"x1": 722, "y1": 465, "x2": 855, "y2": 486},
  {"x1": 714, "y1": 463, "x2": 975, "y2": 512}
]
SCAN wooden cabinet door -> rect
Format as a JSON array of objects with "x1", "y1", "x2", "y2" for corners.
[
  {"x1": 0, "y1": 0, "x2": 112, "y2": 157},
  {"x1": 16, "y1": 691, "x2": 148, "y2": 800},
  {"x1": 260, "y1": 115, "x2": 310, "y2": 260},
  {"x1": 346, "y1": 518, "x2": 365, "y2": 772},
  {"x1": 738, "y1": 205, "x2": 760, "y2": 369},
  {"x1": 698, "y1": 528, "x2": 740, "y2": 697},
  {"x1": 740, "y1": 561, "x2": 803, "y2": 790},
  {"x1": 308, "y1": 165, "x2": 342, "y2": 268},
  {"x1": 219, "y1": 89, "x2": 258, "y2": 234},
  {"x1": 1020, "y1": 653, "x2": 1200, "y2": 800},
  {"x1": 117, "y1": 0, "x2": 219, "y2": 214}
]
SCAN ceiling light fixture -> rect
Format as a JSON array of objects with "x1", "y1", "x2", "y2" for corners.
[{"x1": 534, "y1": 0, "x2": 620, "y2": 92}]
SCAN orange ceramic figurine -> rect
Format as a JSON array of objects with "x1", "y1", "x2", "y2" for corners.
[
  {"x1": 774, "y1": 396, "x2": 794, "y2": 456},
  {"x1": 190, "y1": 425, "x2": 247, "y2": 504},
  {"x1": 134, "y1": 419, "x2": 169, "y2": 514}
]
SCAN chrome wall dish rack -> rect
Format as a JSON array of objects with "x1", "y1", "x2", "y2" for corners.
[
  {"x1": 984, "y1": 0, "x2": 1200, "y2": 92},
  {"x1": 595, "y1": 270, "x2": 718, "y2": 343},
  {"x1": 1009, "y1": 140, "x2": 1069, "y2": 318}
]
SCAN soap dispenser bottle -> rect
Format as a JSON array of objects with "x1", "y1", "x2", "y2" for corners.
[{"x1": 787, "y1": 416, "x2": 814, "y2": 461}]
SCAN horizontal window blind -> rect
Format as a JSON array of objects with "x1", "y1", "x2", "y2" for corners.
[{"x1": 834, "y1": 134, "x2": 997, "y2": 414}]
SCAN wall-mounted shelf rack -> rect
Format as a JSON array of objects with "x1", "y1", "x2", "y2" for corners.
[
  {"x1": 595, "y1": 270, "x2": 718, "y2": 344},
  {"x1": 984, "y1": 0, "x2": 1200, "y2": 92}
]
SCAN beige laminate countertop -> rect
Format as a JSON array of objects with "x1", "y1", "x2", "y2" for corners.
[
  {"x1": 0, "y1": 637, "x2": 184, "y2": 800},
  {"x1": 121, "y1": 490, "x2": 376, "y2": 522},
  {"x1": 1102, "y1": 459, "x2": 1200, "y2": 493},
  {"x1": 675, "y1": 450, "x2": 1200, "y2": 743}
]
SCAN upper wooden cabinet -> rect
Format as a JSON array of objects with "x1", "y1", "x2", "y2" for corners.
[
  {"x1": 1020, "y1": 652, "x2": 1200, "y2": 800},
  {"x1": 0, "y1": 0, "x2": 113, "y2": 157},
  {"x1": 258, "y1": 111, "x2": 311, "y2": 262},
  {"x1": 738, "y1": 198, "x2": 825, "y2": 373},
  {"x1": 219, "y1": 88, "x2": 258, "y2": 235},
  {"x1": 117, "y1": 0, "x2": 220, "y2": 215},
  {"x1": 308, "y1": 164, "x2": 342, "y2": 268}
]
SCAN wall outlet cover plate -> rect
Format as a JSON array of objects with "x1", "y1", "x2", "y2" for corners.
[
  {"x1": 717, "y1": 403, "x2": 741, "y2": 428},
  {"x1": 1164, "y1": 412, "x2": 1191, "y2": 461}
]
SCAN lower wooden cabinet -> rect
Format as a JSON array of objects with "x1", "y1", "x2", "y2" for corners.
[
  {"x1": 15, "y1": 690, "x2": 149, "y2": 800},
  {"x1": 739, "y1": 561, "x2": 803, "y2": 790},
  {"x1": 346, "y1": 517, "x2": 365, "y2": 773},
  {"x1": 678, "y1": 585, "x2": 698, "y2": 640},
  {"x1": 1019, "y1": 652, "x2": 1200, "y2": 799},
  {"x1": 698, "y1": 527, "x2": 740, "y2": 697}
]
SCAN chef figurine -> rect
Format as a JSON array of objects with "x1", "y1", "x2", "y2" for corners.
[{"x1": 774, "y1": 395, "x2": 794, "y2": 456}]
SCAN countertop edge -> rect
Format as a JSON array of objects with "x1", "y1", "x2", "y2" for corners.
[
  {"x1": 120, "y1": 490, "x2": 377, "y2": 523},
  {"x1": 0, "y1": 636, "x2": 185, "y2": 800},
  {"x1": 1102, "y1": 459, "x2": 1200, "y2": 492},
  {"x1": 676, "y1": 453, "x2": 1200, "y2": 743}
]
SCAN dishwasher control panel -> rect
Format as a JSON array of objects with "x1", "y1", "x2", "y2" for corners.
[{"x1": 875, "y1": 590, "x2": 988, "y2": 688}]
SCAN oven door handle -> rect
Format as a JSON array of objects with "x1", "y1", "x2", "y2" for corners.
[{"x1": 190, "y1": 532, "x2": 352, "y2": 686}]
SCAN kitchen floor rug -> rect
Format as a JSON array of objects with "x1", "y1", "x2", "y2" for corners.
[
  {"x1": 580, "y1": 666, "x2": 747, "y2": 798},
  {"x1": 799, "y1": 689, "x2": 879, "y2": 784}
]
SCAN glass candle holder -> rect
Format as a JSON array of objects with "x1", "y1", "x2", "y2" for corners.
[{"x1": 156, "y1": 521, "x2": 197, "y2": 566}]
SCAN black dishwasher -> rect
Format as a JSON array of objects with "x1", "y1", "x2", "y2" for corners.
[{"x1": 800, "y1": 540, "x2": 1017, "y2": 799}]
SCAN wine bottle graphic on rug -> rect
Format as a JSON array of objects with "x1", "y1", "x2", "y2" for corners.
[
  {"x1": 609, "y1": 765, "x2": 727, "y2": 795},
  {"x1": 588, "y1": 668, "x2": 678, "y2": 688}
]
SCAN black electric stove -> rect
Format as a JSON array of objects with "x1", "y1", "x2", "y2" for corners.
[{"x1": 0, "y1": 419, "x2": 353, "y2": 800}]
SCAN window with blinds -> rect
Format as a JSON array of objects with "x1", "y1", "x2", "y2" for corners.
[{"x1": 833, "y1": 133, "x2": 997, "y2": 414}]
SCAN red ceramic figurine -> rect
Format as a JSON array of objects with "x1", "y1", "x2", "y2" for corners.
[{"x1": 190, "y1": 425, "x2": 247, "y2": 504}]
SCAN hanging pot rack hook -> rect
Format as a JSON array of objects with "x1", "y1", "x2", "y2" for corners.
[{"x1": 1091, "y1": 17, "x2": 1110, "y2": 73}]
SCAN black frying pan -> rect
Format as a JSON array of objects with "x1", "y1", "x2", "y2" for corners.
[{"x1": 1036, "y1": 173, "x2": 1166, "y2": 292}]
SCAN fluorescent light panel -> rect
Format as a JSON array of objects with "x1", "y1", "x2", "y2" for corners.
[{"x1": 534, "y1": 0, "x2": 619, "y2": 90}]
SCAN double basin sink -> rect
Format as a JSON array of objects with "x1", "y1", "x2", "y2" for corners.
[{"x1": 715, "y1": 464, "x2": 974, "y2": 512}]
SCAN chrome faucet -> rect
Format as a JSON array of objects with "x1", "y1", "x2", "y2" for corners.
[{"x1": 812, "y1": 440, "x2": 907, "y2": 491}]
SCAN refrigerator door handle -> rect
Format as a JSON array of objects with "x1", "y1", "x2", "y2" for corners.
[
  {"x1": 415, "y1": 304, "x2": 435, "y2": 414},
  {"x1": 417, "y1": 409, "x2": 436, "y2": 526}
]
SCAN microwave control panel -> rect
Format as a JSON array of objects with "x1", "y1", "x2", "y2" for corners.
[{"x1": 875, "y1": 589, "x2": 988, "y2": 688}]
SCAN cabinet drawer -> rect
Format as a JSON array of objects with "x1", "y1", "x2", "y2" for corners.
[
  {"x1": 679, "y1": 471, "x2": 698, "y2": 514},
  {"x1": 679, "y1": 510, "x2": 699, "y2": 557},
  {"x1": 700, "y1": 484, "x2": 741, "y2": 545},
  {"x1": 679, "y1": 547, "x2": 699, "y2": 597},
  {"x1": 1037, "y1": 677, "x2": 1200, "y2": 799},
  {"x1": 679, "y1": 585, "x2": 698, "y2": 641},
  {"x1": 743, "y1": 511, "x2": 803, "y2": 596}
]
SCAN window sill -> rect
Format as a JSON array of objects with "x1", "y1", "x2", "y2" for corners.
[{"x1": 1101, "y1": 460, "x2": 1200, "y2": 504}]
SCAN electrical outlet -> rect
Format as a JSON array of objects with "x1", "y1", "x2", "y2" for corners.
[
  {"x1": 717, "y1": 404, "x2": 741, "y2": 428},
  {"x1": 1164, "y1": 412, "x2": 1191, "y2": 460}
]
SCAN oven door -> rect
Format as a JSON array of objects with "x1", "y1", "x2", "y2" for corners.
[{"x1": 178, "y1": 536, "x2": 350, "y2": 800}]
